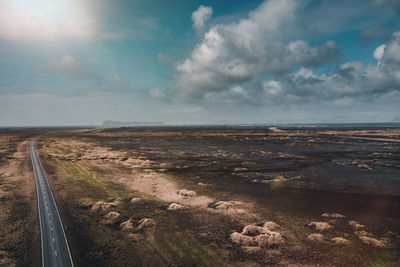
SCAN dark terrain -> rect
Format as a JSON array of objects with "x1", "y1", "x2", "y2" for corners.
[
  {"x1": 37, "y1": 125, "x2": 400, "y2": 266},
  {"x1": 2, "y1": 125, "x2": 400, "y2": 266}
]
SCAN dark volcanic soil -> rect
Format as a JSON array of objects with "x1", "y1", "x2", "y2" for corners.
[
  {"x1": 96, "y1": 125, "x2": 400, "y2": 195},
  {"x1": 38, "y1": 125, "x2": 400, "y2": 266}
]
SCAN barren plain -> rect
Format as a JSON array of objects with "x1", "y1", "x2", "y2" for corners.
[
  {"x1": 1, "y1": 125, "x2": 400, "y2": 266},
  {"x1": 0, "y1": 129, "x2": 41, "y2": 266}
]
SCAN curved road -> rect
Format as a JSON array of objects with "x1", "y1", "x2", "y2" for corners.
[{"x1": 30, "y1": 138, "x2": 74, "y2": 267}]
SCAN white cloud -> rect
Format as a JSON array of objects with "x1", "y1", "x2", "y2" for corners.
[
  {"x1": 165, "y1": 18, "x2": 400, "y2": 107},
  {"x1": 191, "y1": 6, "x2": 213, "y2": 35},
  {"x1": 153, "y1": 0, "x2": 400, "y2": 106},
  {"x1": 148, "y1": 88, "x2": 165, "y2": 98},
  {"x1": 167, "y1": 0, "x2": 339, "y2": 100},
  {"x1": 263, "y1": 32, "x2": 400, "y2": 103},
  {"x1": 35, "y1": 55, "x2": 99, "y2": 79},
  {"x1": 382, "y1": 32, "x2": 400, "y2": 64},
  {"x1": 263, "y1": 81, "x2": 283, "y2": 97},
  {"x1": 373, "y1": 44, "x2": 386, "y2": 60}
]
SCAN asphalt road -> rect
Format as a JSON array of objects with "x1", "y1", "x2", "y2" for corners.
[{"x1": 30, "y1": 138, "x2": 74, "y2": 267}]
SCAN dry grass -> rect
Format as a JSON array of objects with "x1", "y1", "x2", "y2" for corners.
[
  {"x1": 307, "y1": 233, "x2": 324, "y2": 242},
  {"x1": 120, "y1": 219, "x2": 135, "y2": 231},
  {"x1": 34, "y1": 128, "x2": 400, "y2": 266},
  {"x1": 167, "y1": 203, "x2": 184, "y2": 210},
  {"x1": 321, "y1": 213, "x2": 345, "y2": 218},
  {"x1": 38, "y1": 134, "x2": 234, "y2": 266},
  {"x1": 90, "y1": 201, "x2": 117, "y2": 213},
  {"x1": 177, "y1": 189, "x2": 197, "y2": 197},
  {"x1": 308, "y1": 221, "x2": 333, "y2": 231},
  {"x1": 0, "y1": 134, "x2": 39, "y2": 266},
  {"x1": 355, "y1": 231, "x2": 387, "y2": 247},
  {"x1": 137, "y1": 218, "x2": 156, "y2": 230},
  {"x1": 230, "y1": 232, "x2": 257, "y2": 246},
  {"x1": 331, "y1": 237, "x2": 350, "y2": 245},
  {"x1": 348, "y1": 220, "x2": 365, "y2": 229},
  {"x1": 103, "y1": 211, "x2": 120, "y2": 224}
]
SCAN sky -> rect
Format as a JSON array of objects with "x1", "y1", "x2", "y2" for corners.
[{"x1": 0, "y1": 0, "x2": 400, "y2": 126}]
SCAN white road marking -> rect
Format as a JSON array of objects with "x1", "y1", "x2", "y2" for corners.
[
  {"x1": 53, "y1": 237, "x2": 55, "y2": 242},
  {"x1": 55, "y1": 251, "x2": 57, "y2": 256}
]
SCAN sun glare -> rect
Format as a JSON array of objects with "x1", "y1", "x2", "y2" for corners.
[
  {"x1": 0, "y1": 0, "x2": 96, "y2": 41},
  {"x1": 13, "y1": 0, "x2": 71, "y2": 19}
]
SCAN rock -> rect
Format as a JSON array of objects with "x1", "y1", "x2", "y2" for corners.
[
  {"x1": 177, "y1": 189, "x2": 197, "y2": 197},
  {"x1": 213, "y1": 201, "x2": 245, "y2": 213},
  {"x1": 167, "y1": 203, "x2": 184, "y2": 210},
  {"x1": 137, "y1": 218, "x2": 156, "y2": 230},
  {"x1": 355, "y1": 231, "x2": 387, "y2": 247},
  {"x1": 321, "y1": 213, "x2": 345, "y2": 218},
  {"x1": 331, "y1": 237, "x2": 350, "y2": 245},
  {"x1": 130, "y1": 197, "x2": 143, "y2": 203},
  {"x1": 348, "y1": 221, "x2": 365, "y2": 229},
  {"x1": 91, "y1": 201, "x2": 117, "y2": 213},
  {"x1": 103, "y1": 212, "x2": 120, "y2": 224},
  {"x1": 215, "y1": 201, "x2": 237, "y2": 209},
  {"x1": 358, "y1": 164, "x2": 373, "y2": 171},
  {"x1": 120, "y1": 219, "x2": 135, "y2": 231},
  {"x1": 358, "y1": 236, "x2": 386, "y2": 247},
  {"x1": 263, "y1": 221, "x2": 280, "y2": 231},
  {"x1": 254, "y1": 231, "x2": 284, "y2": 247},
  {"x1": 308, "y1": 222, "x2": 333, "y2": 231},
  {"x1": 230, "y1": 232, "x2": 257, "y2": 246},
  {"x1": 307, "y1": 233, "x2": 324, "y2": 242},
  {"x1": 242, "y1": 225, "x2": 270, "y2": 235}
]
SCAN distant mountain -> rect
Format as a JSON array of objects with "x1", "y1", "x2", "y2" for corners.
[
  {"x1": 392, "y1": 116, "x2": 400, "y2": 122},
  {"x1": 300, "y1": 115, "x2": 357, "y2": 123},
  {"x1": 103, "y1": 120, "x2": 163, "y2": 126}
]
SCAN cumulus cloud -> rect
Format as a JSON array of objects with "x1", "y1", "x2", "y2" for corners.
[
  {"x1": 35, "y1": 56, "x2": 99, "y2": 79},
  {"x1": 260, "y1": 31, "x2": 400, "y2": 103},
  {"x1": 374, "y1": 44, "x2": 386, "y2": 61},
  {"x1": 153, "y1": 1, "x2": 400, "y2": 107},
  {"x1": 191, "y1": 6, "x2": 213, "y2": 35},
  {"x1": 150, "y1": 0, "x2": 400, "y2": 106},
  {"x1": 166, "y1": 0, "x2": 340, "y2": 100},
  {"x1": 381, "y1": 32, "x2": 400, "y2": 65}
]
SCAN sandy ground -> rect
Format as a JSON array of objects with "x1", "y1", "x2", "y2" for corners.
[
  {"x1": 117, "y1": 172, "x2": 214, "y2": 207},
  {"x1": 41, "y1": 138, "x2": 256, "y2": 219},
  {"x1": 0, "y1": 136, "x2": 38, "y2": 266}
]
